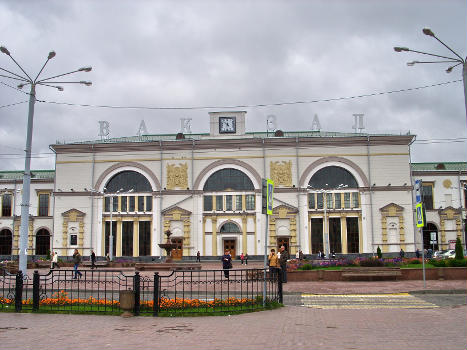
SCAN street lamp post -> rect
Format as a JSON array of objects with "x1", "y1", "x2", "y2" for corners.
[
  {"x1": 394, "y1": 28, "x2": 467, "y2": 127},
  {"x1": 0, "y1": 46, "x2": 92, "y2": 274}
]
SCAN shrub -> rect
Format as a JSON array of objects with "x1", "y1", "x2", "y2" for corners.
[
  {"x1": 376, "y1": 246, "x2": 382, "y2": 259},
  {"x1": 359, "y1": 258, "x2": 384, "y2": 267},
  {"x1": 455, "y1": 237, "x2": 464, "y2": 260},
  {"x1": 447, "y1": 258, "x2": 467, "y2": 267},
  {"x1": 298, "y1": 264, "x2": 313, "y2": 271},
  {"x1": 429, "y1": 259, "x2": 446, "y2": 267},
  {"x1": 407, "y1": 258, "x2": 422, "y2": 265}
]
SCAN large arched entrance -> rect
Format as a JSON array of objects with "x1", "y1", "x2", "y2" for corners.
[
  {"x1": 308, "y1": 166, "x2": 361, "y2": 255},
  {"x1": 103, "y1": 170, "x2": 154, "y2": 257},
  {"x1": 0, "y1": 229, "x2": 13, "y2": 255},
  {"x1": 35, "y1": 229, "x2": 51, "y2": 255},
  {"x1": 423, "y1": 223, "x2": 439, "y2": 251},
  {"x1": 220, "y1": 222, "x2": 241, "y2": 259}
]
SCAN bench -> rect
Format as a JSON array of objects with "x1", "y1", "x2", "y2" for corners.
[
  {"x1": 341, "y1": 267, "x2": 402, "y2": 281},
  {"x1": 82, "y1": 261, "x2": 110, "y2": 268},
  {"x1": 135, "y1": 263, "x2": 201, "y2": 271}
]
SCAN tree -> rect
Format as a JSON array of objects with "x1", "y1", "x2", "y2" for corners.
[
  {"x1": 376, "y1": 246, "x2": 382, "y2": 259},
  {"x1": 454, "y1": 237, "x2": 464, "y2": 260}
]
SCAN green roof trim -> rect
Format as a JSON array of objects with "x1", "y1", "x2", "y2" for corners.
[
  {"x1": 411, "y1": 162, "x2": 467, "y2": 171},
  {"x1": 0, "y1": 170, "x2": 55, "y2": 180},
  {"x1": 54, "y1": 130, "x2": 412, "y2": 145}
]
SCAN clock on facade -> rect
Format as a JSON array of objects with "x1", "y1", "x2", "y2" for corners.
[{"x1": 219, "y1": 117, "x2": 236, "y2": 134}]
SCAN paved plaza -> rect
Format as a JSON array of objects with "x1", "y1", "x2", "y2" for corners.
[{"x1": 2, "y1": 262, "x2": 466, "y2": 350}]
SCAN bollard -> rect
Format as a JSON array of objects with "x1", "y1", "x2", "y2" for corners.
[
  {"x1": 32, "y1": 270, "x2": 40, "y2": 311},
  {"x1": 119, "y1": 290, "x2": 135, "y2": 317},
  {"x1": 15, "y1": 271, "x2": 23, "y2": 312},
  {"x1": 153, "y1": 272, "x2": 159, "y2": 316},
  {"x1": 133, "y1": 272, "x2": 140, "y2": 316}
]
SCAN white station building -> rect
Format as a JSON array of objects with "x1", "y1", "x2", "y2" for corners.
[{"x1": 0, "y1": 111, "x2": 466, "y2": 259}]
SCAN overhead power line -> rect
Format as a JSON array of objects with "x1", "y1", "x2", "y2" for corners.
[{"x1": 30, "y1": 79, "x2": 462, "y2": 111}]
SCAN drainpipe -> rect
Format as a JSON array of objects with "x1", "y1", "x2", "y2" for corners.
[
  {"x1": 366, "y1": 136, "x2": 375, "y2": 255},
  {"x1": 49, "y1": 145, "x2": 57, "y2": 255},
  {"x1": 295, "y1": 137, "x2": 301, "y2": 251},
  {"x1": 159, "y1": 140, "x2": 163, "y2": 256}
]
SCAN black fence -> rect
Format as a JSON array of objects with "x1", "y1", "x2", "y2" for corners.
[{"x1": 0, "y1": 268, "x2": 282, "y2": 316}]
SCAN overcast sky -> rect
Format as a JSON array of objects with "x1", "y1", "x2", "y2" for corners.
[{"x1": 1, "y1": 0, "x2": 466, "y2": 171}]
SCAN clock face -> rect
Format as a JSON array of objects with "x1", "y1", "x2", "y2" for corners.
[{"x1": 219, "y1": 117, "x2": 236, "y2": 134}]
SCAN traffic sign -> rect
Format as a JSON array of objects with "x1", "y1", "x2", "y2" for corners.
[
  {"x1": 430, "y1": 232, "x2": 437, "y2": 241},
  {"x1": 416, "y1": 203, "x2": 424, "y2": 227},
  {"x1": 261, "y1": 178, "x2": 274, "y2": 215},
  {"x1": 414, "y1": 179, "x2": 422, "y2": 204}
]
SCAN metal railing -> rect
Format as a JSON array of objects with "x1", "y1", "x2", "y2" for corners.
[{"x1": 0, "y1": 268, "x2": 282, "y2": 316}]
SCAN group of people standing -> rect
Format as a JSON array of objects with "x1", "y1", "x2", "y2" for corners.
[{"x1": 268, "y1": 245, "x2": 289, "y2": 283}]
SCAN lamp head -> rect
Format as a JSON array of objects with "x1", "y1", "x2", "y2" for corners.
[
  {"x1": 79, "y1": 66, "x2": 92, "y2": 72},
  {"x1": 80, "y1": 81, "x2": 92, "y2": 86},
  {"x1": 394, "y1": 47, "x2": 409, "y2": 52},
  {"x1": 48, "y1": 51, "x2": 56, "y2": 59},
  {"x1": 0, "y1": 46, "x2": 11, "y2": 56},
  {"x1": 422, "y1": 28, "x2": 435, "y2": 37},
  {"x1": 17, "y1": 84, "x2": 25, "y2": 89},
  {"x1": 446, "y1": 66, "x2": 453, "y2": 73}
]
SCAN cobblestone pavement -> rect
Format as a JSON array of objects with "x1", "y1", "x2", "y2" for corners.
[
  {"x1": 5, "y1": 262, "x2": 463, "y2": 349},
  {"x1": 0, "y1": 303, "x2": 466, "y2": 350}
]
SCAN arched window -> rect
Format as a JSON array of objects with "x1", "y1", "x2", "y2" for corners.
[
  {"x1": 203, "y1": 168, "x2": 254, "y2": 191},
  {"x1": 0, "y1": 229, "x2": 12, "y2": 255},
  {"x1": 36, "y1": 229, "x2": 50, "y2": 255},
  {"x1": 308, "y1": 166, "x2": 358, "y2": 189},
  {"x1": 220, "y1": 222, "x2": 241, "y2": 233},
  {"x1": 105, "y1": 171, "x2": 152, "y2": 193}
]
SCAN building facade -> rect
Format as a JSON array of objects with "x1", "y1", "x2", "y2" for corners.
[{"x1": 1, "y1": 111, "x2": 465, "y2": 258}]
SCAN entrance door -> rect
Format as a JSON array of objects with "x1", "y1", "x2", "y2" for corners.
[
  {"x1": 310, "y1": 218, "x2": 323, "y2": 254},
  {"x1": 122, "y1": 221, "x2": 133, "y2": 256},
  {"x1": 0, "y1": 229, "x2": 12, "y2": 255},
  {"x1": 223, "y1": 239, "x2": 236, "y2": 259},
  {"x1": 423, "y1": 223, "x2": 439, "y2": 251},
  {"x1": 35, "y1": 229, "x2": 50, "y2": 255},
  {"x1": 277, "y1": 237, "x2": 289, "y2": 252},
  {"x1": 171, "y1": 238, "x2": 183, "y2": 260},
  {"x1": 329, "y1": 218, "x2": 342, "y2": 253}
]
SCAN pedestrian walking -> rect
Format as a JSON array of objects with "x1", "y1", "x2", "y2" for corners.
[
  {"x1": 196, "y1": 251, "x2": 201, "y2": 262},
  {"x1": 278, "y1": 245, "x2": 289, "y2": 283},
  {"x1": 51, "y1": 251, "x2": 60, "y2": 269},
  {"x1": 72, "y1": 249, "x2": 83, "y2": 279},
  {"x1": 240, "y1": 252, "x2": 245, "y2": 265},
  {"x1": 268, "y1": 248, "x2": 280, "y2": 278},
  {"x1": 299, "y1": 250, "x2": 304, "y2": 260},
  {"x1": 415, "y1": 248, "x2": 420, "y2": 259},
  {"x1": 90, "y1": 250, "x2": 96, "y2": 269},
  {"x1": 245, "y1": 253, "x2": 248, "y2": 265},
  {"x1": 221, "y1": 250, "x2": 232, "y2": 278},
  {"x1": 399, "y1": 248, "x2": 405, "y2": 259}
]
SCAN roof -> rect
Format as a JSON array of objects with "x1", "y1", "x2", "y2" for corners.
[
  {"x1": 53, "y1": 130, "x2": 413, "y2": 146},
  {"x1": 0, "y1": 170, "x2": 55, "y2": 180},
  {"x1": 411, "y1": 162, "x2": 467, "y2": 172}
]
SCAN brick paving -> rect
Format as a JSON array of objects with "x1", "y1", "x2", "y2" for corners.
[
  {"x1": 1, "y1": 261, "x2": 466, "y2": 350},
  {"x1": 0, "y1": 303, "x2": 465, "y2": 350}
]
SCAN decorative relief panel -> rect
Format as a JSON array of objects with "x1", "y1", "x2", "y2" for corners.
[
  {"x1": 166, "y1": 163, "x2": 188, "y2": 190},
  {"x1": 270, "y1": 161, "x2": 292, "y2": 187}
]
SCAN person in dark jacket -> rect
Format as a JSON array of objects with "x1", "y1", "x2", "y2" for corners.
[
  {"x1": 278, "y1": 245, "x2": 289, "y2": 283},
  {"x1": 221, "y1": 250, "x2": 232, "y2": 278},
  {"x1": 72, "y1": 249, "x2": 83, "y2": 279},
  {"x1": 90, "y1": 250, "x2": 96, "y2": 269}
]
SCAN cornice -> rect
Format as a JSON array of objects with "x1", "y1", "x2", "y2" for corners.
[{"x1": 50, "y1": 134, "x2": 414, "y2": 154}]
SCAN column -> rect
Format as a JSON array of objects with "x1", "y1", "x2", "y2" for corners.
[
  {"x1": 116, "y1": 218, "x2": 122, "y2": 257},
  {"x1": 211, "y1": 217, "x2": 217, "y2": 256},
  {"x1": 133, "y1": 219, "x2": 139, "y2": 257},
  {"x1": 341, "y1": 215, "x2": 348, "y2": 254},
  {"x1": 242, "y1": 215, "x2": 247, "y2": 254}
]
